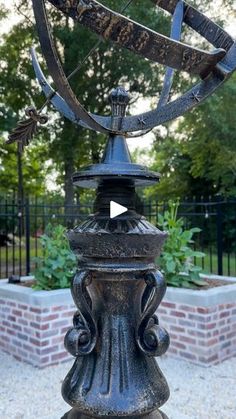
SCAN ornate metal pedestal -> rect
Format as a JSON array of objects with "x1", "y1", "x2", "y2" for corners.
[
  {"x1": 62, "y1": 90, "x2": 170, "y2": 418},
  {"x1": 7, "y1": 0, "x2": 236, "y2": 418}
]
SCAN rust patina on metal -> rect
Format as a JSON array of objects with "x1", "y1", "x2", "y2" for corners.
[
  {"x1": 9, "y1": 0, "x2": 236, "y2": 144},
  {"x1": 7, "y1": 1, "x2": 236, "y2": 418},
  {"x1": 47, "y1": 0, "x2": 226, "y2": 77},
  {"x1": 28, "y1": 0, "x2": 236, "y2": 136}
]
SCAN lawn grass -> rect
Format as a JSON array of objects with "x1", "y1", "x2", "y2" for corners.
[
  {"x1": 0, "y1": 238, "x2": 43, "y2": 278},
  {"x1": 0, "y1": 239, "x2": 43, "y2": 261},
  {"x1": 196, "y1": 252, "x2": 236, "y2": 277}
]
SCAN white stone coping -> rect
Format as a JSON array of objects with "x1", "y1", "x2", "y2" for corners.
[
  {"x1": 0, "y1": 274, "x2": 236, "y2": 307},
  {"x1": 0, "y1": 276, "x2": 73, "y2": 307}
]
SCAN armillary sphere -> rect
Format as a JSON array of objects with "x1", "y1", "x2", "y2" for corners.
[{"x1": 8, "y1": 0, "x2": 236, "y2": 147}]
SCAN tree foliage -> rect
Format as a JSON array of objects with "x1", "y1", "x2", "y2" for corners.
[
  {"x1": 0, "y1": 0, "x2": 235, "y2": 202},
  {"x1": 147, "y1": 73, "x2": 236, "y2": 200},
  {"x1": 0, "y1": 138, "x2": 50, "y2": 196},
  {"x1": 0, "y1": 0, "x2": 168, "y2": 202}
]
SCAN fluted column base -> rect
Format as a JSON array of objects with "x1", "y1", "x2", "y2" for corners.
[{"x1": 62, "y1": 175, "x2": 170, "y2": 419}]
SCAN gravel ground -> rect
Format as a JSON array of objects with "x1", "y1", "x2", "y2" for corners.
[{"x1": 0, "y1": 351, "x2": 235, "y2": 419}]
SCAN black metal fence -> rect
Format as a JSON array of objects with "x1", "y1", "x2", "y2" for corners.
[
  {"x1": 143, "y1": 198, "x2": 236, "y2": 277},
  {"x1": 0, "y1": 196, "x2": 236, "y2": 279}
]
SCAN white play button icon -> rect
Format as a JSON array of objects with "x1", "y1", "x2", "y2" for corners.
[{"x1": 110, "y1": 201, "x2": 128, "y2": 219}]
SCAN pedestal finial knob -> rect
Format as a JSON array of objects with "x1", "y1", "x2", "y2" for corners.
[{"x1": 109, "y1": 86, "x2": 131, "y2": 118}]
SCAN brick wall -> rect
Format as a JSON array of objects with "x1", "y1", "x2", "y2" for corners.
[
  {"x1": 0, "y1": 277, "x2": 236, "y2": 368},
  {"x1": 158, "y1": 300, "x2": 236, "y2": 366},
  {"x1": 0, "y1": 297, "x2": 74, "y2": 368}
]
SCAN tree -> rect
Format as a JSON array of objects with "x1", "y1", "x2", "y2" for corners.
[
  {"x1": 146, "y1": 72, "x2": 236, "y2": 200},
  {"x1": 0, "y1": 0, "x2": 169, "y2": 206},
  {"x1": 0, "y1": 137, "x2": 51, "y2": 197},
  {"x1": 179, "y1": 73, "x2": 236, "y2": 197},
  {"x1": 0, "y1": 0, "x2": 235, "y2": 205},
  {"x1": 0, "y1": 2, "x2": 52, "y2": 199}
]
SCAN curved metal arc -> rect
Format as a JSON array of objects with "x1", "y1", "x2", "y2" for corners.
[
  {"x1": 32, "y1": 43, "x2": 236, "y2": 134},
  {"x1": 32, "y1": 0, "x2": 112, "y2": 134},
  {"x1": 47, "y1": 0, "x2": 226, "y2": 78},
  {"x1": 32, "y1": 0, "x2": 236, "y2": 134},
  {"x1": 157, "y1": 0, "x2": 184, "y2": 108},
  {"x1": 153, "y1": 0, "x2": 234, "y2": 51},
  {"x1": 120, "y1": 41, "x2": 236, "y2": 132},
  {"x1": 31, "y1": 48, "x2": 112, "y2": 131}
]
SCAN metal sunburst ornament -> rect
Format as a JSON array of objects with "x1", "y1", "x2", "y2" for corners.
[{"x1": 8, "y1": 1, "x2": 236, "y2": 419}]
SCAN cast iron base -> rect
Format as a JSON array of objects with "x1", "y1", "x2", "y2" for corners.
[
  {"x1": 61, "y1": 131, "x2": 170, "y2": 419},
  {"x1": 62, "y1": 409, "x2": 169, "y2": 419}
]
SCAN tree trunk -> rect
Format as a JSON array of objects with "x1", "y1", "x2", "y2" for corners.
[{"x1": 64, "y1": 157, "x2": 75, "y2": 228}]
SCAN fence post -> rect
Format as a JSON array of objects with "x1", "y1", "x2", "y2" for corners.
[
  {"x1": 25, "y1": 198, "x2": 31, "y2": 276},
  {"x1": 216, "y1": 200, "x2": 223, "y2": 276}
]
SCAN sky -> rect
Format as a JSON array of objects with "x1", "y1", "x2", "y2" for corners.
[{"x1": 2, "y1": 0, "x2": 235, "y2": 35}]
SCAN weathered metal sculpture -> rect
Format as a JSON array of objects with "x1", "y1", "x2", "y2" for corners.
[{"x1": 8, "y1": 1, "x2": 236, "y2": 418}]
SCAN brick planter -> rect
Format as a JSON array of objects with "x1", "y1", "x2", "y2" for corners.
[
  {"x1": 158, "y1": 275, "x2": 236, "y2": 366},
  {"x1": 0, "y1": 275, "x2": 236, "y2": 367},
  {"x1": 0, "y1": 278, "x2": 75, "y2": 368}
]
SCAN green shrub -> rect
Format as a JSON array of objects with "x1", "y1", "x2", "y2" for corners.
[
  {"x1": 33, "y1": 224, "x2": 77, "y2": 291},
  {"x1": 157, "y1": 201, "x2": 206, "y2": 289}
]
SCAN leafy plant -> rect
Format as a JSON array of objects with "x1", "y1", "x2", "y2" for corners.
[
  {"x1": 33, "y1": 224, "x2": 77, "y2": 290},
  {"x1": 157, "y1": 201, "x2": 206, "y2": 289}
]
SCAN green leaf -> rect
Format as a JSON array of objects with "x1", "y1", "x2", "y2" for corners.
[
  {"x1": 190, "y1": 227, "x2": 202, "y2": 234},
  {"x1": 192, "y1": 251, "x2": 205, "y2": 258},
  {"x1": 191, "y1": 278, "x2": 207, "y2": 286},
  {"x1": 156, "y1": 201, "x2": 206, "y2": 289},
  {"x1": 166, "y1": 260, "x2": 176, "y2": 273},
  {"x1": 181, "y1": 231, "x2": 192, "y2": 242},
  {"x1": 181, "y1": 281, "x2": 196, "y2": 289},
  {"x1": 173, "y1": 251, "x2": 184, "y2": 257},
  {"x1": 32, "y1": 224, "x2": 77, "y2": 290},
  {"x1": 189, "y1": 266, "x2": 202, "y2": 272}
]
